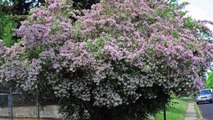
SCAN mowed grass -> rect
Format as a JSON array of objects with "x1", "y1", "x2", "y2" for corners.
[{"x1": 154, "y1": 99, "x2": 188, "y2": 120}]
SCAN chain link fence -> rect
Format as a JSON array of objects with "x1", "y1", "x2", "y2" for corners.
[{"x1": 0, "y1": 91, "x2": 62, "y2": 120}]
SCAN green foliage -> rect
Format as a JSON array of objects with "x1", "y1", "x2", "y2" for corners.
[
  {"x1": 172, "y1": 31, "x2": 179, "y2": 38},
  {"x1": 83, "y1": 36, "x2": 97, "y2": 52},
  {"x1": 51, "y1": 19, "x2": 60, "y2": 32},
  {"x1": 184, "y1": 17, "x2": 200, "y2": 29},
  {"x1": 205, "y1": 72, "x2": 213, "y2": 88},
  {"x1": 179, "y1": 11, "x2": 187, "y2": 17},
  {"x1": 2, "y1": 20, "x2": 17, "y2": 47},
  {"x1": 155, "y1": 99, "x2": 188, "y2": 120},
  {"x1": 83, "y1": 35, "x2": 108, "y2": 58},
  {"x1": 0, "y1": 12, "x2": 17, "y2": 47},
  {"x1": 186, "y1": 43, "x2": 198, "y2": 52},
  {"x1": 168, "y1": 0, "x2": 178, "y2": 8},
  {"x1": 0, "y1": 12, "x2": 8, "y2": 38}
]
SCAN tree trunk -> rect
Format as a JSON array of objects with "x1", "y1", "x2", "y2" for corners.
[{"x1": 90, "y1": 107, "x2": 113, "y2": 120}]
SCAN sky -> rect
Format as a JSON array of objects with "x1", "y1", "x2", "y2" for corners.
[
  {"x1": 179, "y1": 0, "x2": 213, "y2": 74},
  {"x1": 179, "y1": 0, "x2": 213, "y2": 30}
]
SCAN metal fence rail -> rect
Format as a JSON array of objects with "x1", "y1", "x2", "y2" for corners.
[{"x1": 0, "y1": 90, "x2": 60, "y2": 120}]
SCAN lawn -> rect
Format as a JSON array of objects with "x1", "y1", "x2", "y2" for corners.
[{"x1": 154, "y1": 99, "x2": 188, "y2": 120}]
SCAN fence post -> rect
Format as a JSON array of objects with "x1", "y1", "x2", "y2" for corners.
[
  {"x1": 36, "y1": 93, "x2": 40, "y2": 119},
  {"x1": 163, "y1": 103, "x2": 166, "y2": 120},
  {"x1": 8, "y1": 90, "x2": 13, "y2": 120}
]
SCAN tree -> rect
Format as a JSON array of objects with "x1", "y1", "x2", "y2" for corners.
[
  {"x1": 205, "y1": 72, "x2": 213, "y2": 88},
  {"x1": 73, "y1": 0, "x2": 100, "y2": 9},
  {"x1": 0, "y1": 0, "x2": 45, "y2": 15},
  {"x1": 0, "y1": 0, "x2": 212, "y2": 120},
  {"x1": 0, "y1": 0, "x2": 100, "y2": 15},
  {"x1": 0, "y1": 11, "x2": 18, "y2": 47}
]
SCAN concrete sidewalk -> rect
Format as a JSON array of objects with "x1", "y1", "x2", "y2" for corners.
[{"x1": 185, "y1": 102, "x2": 197, "y2": 120}]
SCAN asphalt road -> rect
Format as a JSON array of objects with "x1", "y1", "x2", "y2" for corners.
[{"x1": 199, "y1": 103, "x2": 213, "y2": 120}]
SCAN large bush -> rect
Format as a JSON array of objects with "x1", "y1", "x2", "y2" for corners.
[{"x1": 0, "y1": 0, "x2": 212, "y2": 119}]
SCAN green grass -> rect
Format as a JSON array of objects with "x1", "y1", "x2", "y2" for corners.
[
  {"x1": 194, "y1": 103, "x2": 202, "y2": 120},
  {"x1": 154, "y1": 99, "x2": 188, "y2": 120}
]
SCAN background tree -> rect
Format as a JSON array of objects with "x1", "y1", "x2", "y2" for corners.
[
  {"x1": 73, "y1": 0, "x2": 100, "y2": 9},
  {"x1": 0, "y1": 0, "x2": 212, "y2": 120},
  {"x1": 0, "y1": 12, "x2": 17, "y2": 47},
  {"x1": 0, "y1": 0, "x2": 100, "y2": 14},
  {"x1": 205, "y1": 72, "x2": 213, "y2": 88},
  {"x1": 0, "y1": 0, "x2": 45, "y2": 14}
]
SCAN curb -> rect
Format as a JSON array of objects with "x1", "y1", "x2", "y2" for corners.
[{"x1": 194, "y1": 103, "x2": 204, "y2": 120}]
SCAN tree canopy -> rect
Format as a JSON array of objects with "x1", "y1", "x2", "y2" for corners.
[
  {"x1": 0, "y1": 0, "x2": 100, "y2": 15},
  {"x1": 0, "y1": 0, "x2": 212, "y2": 119},
  {"x1": 205, "y1": 72, "x2": 213, "y2": 88},
  {"x1": 0, "y1": 0, "x2": 45, "y2": 14}
]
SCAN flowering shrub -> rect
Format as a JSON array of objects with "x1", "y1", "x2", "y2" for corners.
[{"x1": 0, "y1": 0, "x2": 212, "y2": 119}]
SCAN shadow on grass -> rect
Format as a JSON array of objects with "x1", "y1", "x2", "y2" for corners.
[
  {"x1": 181, "y1": 97, "x2": 195, "y2": 103},
  {"x1": 155, "y1": 99, "x2": 188, "y2": 120},
  {"x1": 168, "y1": 100, "x2": 186, "y2": 114}
]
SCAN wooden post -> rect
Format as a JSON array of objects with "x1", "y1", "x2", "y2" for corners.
[
  {"x1": 8, "y1": 90, "x2": 13, "y2": 120},
  {"x1": 36, "y1": 93, "x2": 40, "y2": 119},
  {"x1": 163, "y1": 104, "x2": 166, "y2": 120}
]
